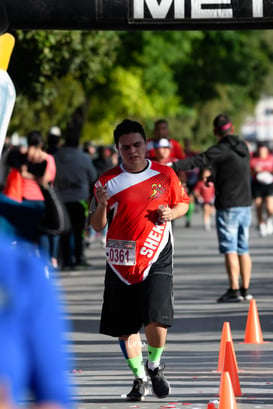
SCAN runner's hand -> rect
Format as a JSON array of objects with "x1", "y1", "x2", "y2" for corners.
[{"x1": 96, "y1": 186, "x2": 109, "y2": 208}]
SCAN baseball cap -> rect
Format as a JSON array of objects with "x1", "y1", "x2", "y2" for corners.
[
  {"x1": 49, "y1": 126, "x2": 61, "y2": 137},
  {"x1": 213, "y1": 114, "x2": 232, "y2": 134},
  {"x1": 154, "y1": 138, "x2": 171, "y2": 149}
]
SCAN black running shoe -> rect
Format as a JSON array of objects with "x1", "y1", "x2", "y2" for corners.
[
  {"x1": 217, "y1": 288, "x2": 243, "y2": 303},
  {"x1": 145, "y1": 361, "x2": 170, "y2": 398},
  {"x1": 240, "y1": 287, "x2": 253, "y2": 301},
  {"x1": 126, "y1": 378, "x2": 149, "y2": 401}
]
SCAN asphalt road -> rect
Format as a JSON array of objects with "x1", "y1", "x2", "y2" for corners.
[{"x1": 58, "y1": 207, "x2": 273, "y2": 409}]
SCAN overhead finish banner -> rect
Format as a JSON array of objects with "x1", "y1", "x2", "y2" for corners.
[{"x1": 1, "y1": 0, "x2": 273, "y2": 32}]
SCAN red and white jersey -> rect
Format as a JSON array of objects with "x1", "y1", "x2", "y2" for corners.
[
  {"x1": 250, "y1": 155, "x2": 273, "y2": 180},
  {"x1": 194, "y1": 180, "x2": 215, "y2": 204},
  {"x1": 94, "y1": 160, "x2": 189, "y2": 285}
]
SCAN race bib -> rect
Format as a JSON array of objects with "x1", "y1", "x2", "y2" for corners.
[{"x1": 106, "y1": 239, "x2": 136, "y2": 266}]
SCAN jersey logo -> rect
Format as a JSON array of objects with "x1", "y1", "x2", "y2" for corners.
[
  {"x1": 179, "y1": 181, "x2": 185, "y2": 196},
  {"x1": 150, "y1": 183, "x2": 165, "y2": 199}
]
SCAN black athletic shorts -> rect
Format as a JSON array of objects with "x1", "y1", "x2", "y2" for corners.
[
  {"x1": 252, "y1": 180, "x2": 273, "y2": 199},
  {"x1": 99, "y1": 267, "x2": 174, "y2": 337}
]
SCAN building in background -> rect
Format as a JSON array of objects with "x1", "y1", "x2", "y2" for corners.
[{"x1": 241, "y1": 96, "x2": 273, "y2": 148}]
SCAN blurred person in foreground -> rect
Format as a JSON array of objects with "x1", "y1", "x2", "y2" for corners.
[
  {"x1": 172, "y1": 114, "x2": 253, "y2": 303},
  {"x1": 0, "y1": 233, "x2": 72, "y2": 409},
  {"x1": 88, "y1": 119, "x2": 189, "y2": 401}
]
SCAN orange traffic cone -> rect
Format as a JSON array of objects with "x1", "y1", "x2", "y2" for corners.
[
  {"x1": 218, "y1": 371, "x2": 238, "y2": 409},
  {"x1": 244, "y1": 299, "x2": 267, "y2": 344},
  {"x1": 221, "y1": 341, "x2": 242, "y2": 396},
  {"x1": 217, "y1": 322, "x2": 239, "y2": 372}
]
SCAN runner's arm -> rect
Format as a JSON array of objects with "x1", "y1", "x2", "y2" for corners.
[
  {"x1": 89, "y1": 185, "x2": 109, "y2": 232},
  {"x1": 158, "y1": 202, "x2": 189, "y2": 223}
]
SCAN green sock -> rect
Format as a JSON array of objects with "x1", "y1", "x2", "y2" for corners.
[
  {"x1": 147, "y1": 345, "x2": 164, "y2": 365},
  {"x1": 127, "y1": 354, "x2": 146, "y2": 379},
  {"x1": 186, "y1": 201, "x2": 195, "y2": 222}
]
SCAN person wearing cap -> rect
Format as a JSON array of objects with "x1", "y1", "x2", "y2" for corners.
[
  {"x1": 88, "y1": 119, "x2": 189, "y2": 401},
  {"x1": 173, "y1": 113, "x2": 253, "y2": 303},
  {"x1": 146, "y1": 119, "x2": 184, "y2": 161},
  {"x1": 47, "y1": 126, "x2": 62, "y2": 156},
  {"x1": 153, "y1": 138, "x2": 196, "y2": 229},
  {"x1": 250, "y1": 141, "x2": 273, "y2": 237},
  {"x1": 153, "y1": 138, "x2": 173, "y2": 166}
]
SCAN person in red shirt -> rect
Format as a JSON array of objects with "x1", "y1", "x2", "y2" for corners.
[
  {"x1": 152, "y1": 138, "x2": 173, "y2": 166},
  {"x1": 88, "y1": 119, "x2": 189, "y2": 402},
  {"x1": 146, "y1": 119, "x2": 184, "y2": 161},
  {"x1": 250, "y1": 141, "x2": 273, "y2": 236},
  {"x1": 194, "y1": 167, "x2": 215, "y2": 231}
]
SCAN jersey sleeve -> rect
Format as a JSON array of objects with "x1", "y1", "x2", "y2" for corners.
[{"x1": 168, "y1": 167, "x2": 190, "y2": 206}]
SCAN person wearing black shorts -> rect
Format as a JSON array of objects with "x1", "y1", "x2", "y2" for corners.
[
  {"x1": 250, "y1": 142, "x2": 273, "y2": 237},
  {"x1": 88, "y1": 119, "x2": 189, "y2": 401}
]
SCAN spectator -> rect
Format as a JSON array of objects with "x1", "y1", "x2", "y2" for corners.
[
  {"x1": 146, "y1": 119, "x2": 184, "y2": 161},
  {"x1": 173, "y1": 113, "x2": 253, "y2": 303},
  {"x1": 0, "y1": 191, "x2": 45, "y2": 245},
  {"x1": 110, "y1": 147, "x2": 120, "y2": 166},
  {"x1": 11, "y1": 131, "x2": 57, "y2": 275},
  {"x1": 183, "y1": 137, "x2": 199, "y2": 228},
  {"x1": 47, "y1": 126, "x2": 62, "y2": 156},
  {"x1": 250, "y1": 141, "x2": 273, "y2": 236},
  {"x1": 54, "y1": 130, "x2": 97, "y2": 269},
  {"x1": 1, "y1": 145, "x2": 54, "y2": 245},
  {"x1": 83, "y1": 141, "x2": 97, "y2": 160},
  {"x1": 45, "y1": 126, "x2": 63, "y2": 271},
  {"x1": 88, "y1": 119, "x2": 189, "y2": 401},
  {"x1": 93, "y1": 145, "x2": 114, "y2": 177},
  {"x1": 86, "y1": 146, "x2": 114, "y2": 248}
]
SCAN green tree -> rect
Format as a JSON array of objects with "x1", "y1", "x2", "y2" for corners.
[
  {"x1": 7, "y1": 29, "x2": 273, "y2": 148},
  {"x1": 171, "y1": 30, "x2": 272, "y2": 146},
  {"x1": 8, "y1": 30, "x2": 119, "y2": 136}
]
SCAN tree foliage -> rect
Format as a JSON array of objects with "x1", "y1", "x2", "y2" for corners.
[
  {"x1": 7, "y1": 29, "x2": 273, "y2": 148},
  {"x1": 8, "y1": 30, "x2": 119, "y2": 135}
]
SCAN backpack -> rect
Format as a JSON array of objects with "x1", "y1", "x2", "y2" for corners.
[{"x1": 38, "y1": 184, "x2": 71, "y2": 235}]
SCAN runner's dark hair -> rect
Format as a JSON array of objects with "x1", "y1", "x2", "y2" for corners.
[{"x1": 114, "y1": 119, "x2": 146, "y2": 145}]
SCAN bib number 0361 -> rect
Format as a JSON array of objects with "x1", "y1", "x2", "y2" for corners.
[{"x1": 106, "y1": 239, "x2": 136, "y2": 266}]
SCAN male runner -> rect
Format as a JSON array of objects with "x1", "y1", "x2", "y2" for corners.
[{"x1": 88, "y1": 119, "x2": 189, "y2": 401}]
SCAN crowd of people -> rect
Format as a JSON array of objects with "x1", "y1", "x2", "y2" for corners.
[
  {"x1": 0, "y1": 127, "x2": 118, "y2": 273},
  {"x1": 0, "y1": 117, "x2": 271, "y2": 276},
  {"x1": 1, "y1": 113, "x2": 273, "y2": 405}
]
